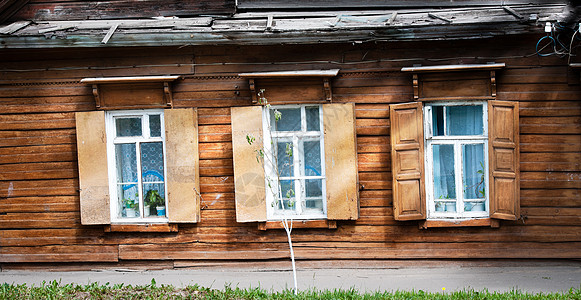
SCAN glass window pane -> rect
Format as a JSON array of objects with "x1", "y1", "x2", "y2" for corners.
[
  {"x1": 143, "y1": 183, "x2": 166, "y2": 217},
  {"x1": 432, "y1": 106, "x2": 445, "y2": 136},
  {"x1": 447, "y1": 105, "x2": 483, "y2": 136},
  {"x1": 465, "y1": 201, "x2": 486, "y2": 212},
  {"x1": 116, "y1": 117, "x2": 142, "y2": 137},
  {"x1": 433, "y1": 144, "x2": 456, "y2": 200},
  {"x1": 305, "y1": 179, "x2": 322, "y2": 198},
  {"x1": 305, "y1": 179, "x2": 324, "y2": 211},
  {"x1": 115, "y1": 143, "x2": 137, "y2": 184},
  {"x1": 306, "y1": 106, "x2": 320, "y2": 131},
  {"x1": 463, "y1": 143, "x2": 486, "y2": 200},
  {"x1": 118, "y1": 184, "x2": 139, "y2": 218},
  {"x1": 276, "y1": 140, "x2": 294, "y2": 177},
  {"x1": 271, "y1": 108, "x2": 301, "y2": 131},
  {"x1": 141, "y1": 142, "x2": 165, "y2": 183},
  {"x1": 149, "y1": 114, "x2": 161, "y2": 137},
  {"x1": 277, "y1": 180, "x2": 296, "y2": 211},
  {"x1": 303, "y1": 140, "x2": 321, "y2": 176}
]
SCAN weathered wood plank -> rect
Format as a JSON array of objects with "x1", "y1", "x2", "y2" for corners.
[
  {"x1": 13, "y1": 1, "x2": 234, "y2": 21},
  {"x1": 0, "y1": 245, "x2": 118, "y2": 262}
]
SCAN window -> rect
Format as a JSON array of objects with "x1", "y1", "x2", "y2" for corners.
[
  {"x1": 106, "y1": 110, "x2": 168, "y2": 222},
  {"x1": 424, "y1": 102, "x2": 488, "y2": 219},
  {"x1": 231, "y1": 103, "x2": 359, "y2": 223},
  {"x1": 263, "y1": 105, "x2": 326, "y2": 220},
  {"x1": 75, "y1": 108, "x2": 200, "y2": 226},
  {"x1": 390, "y1": 100, "x2": 520, "y2": 223}
]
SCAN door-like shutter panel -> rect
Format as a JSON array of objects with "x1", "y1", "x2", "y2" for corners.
[
  {"x1": 323, "y1": 103, "x2": 359, "y2": 220},
  {"x1": 231, "y1": 106, "x2": 267, "y2": 222},
  {"x1": 488, "y1": 100, "x2": 520, "y2": 220},
  {"x1": 75, "y1": 111, "x2": 111, "y2": 225},
  {"x1": 165, "y1": 108, "x2": 200, "y2": 223},
  {"x1": 390, "y1": 102, "x2": 426, "y2": 221}
]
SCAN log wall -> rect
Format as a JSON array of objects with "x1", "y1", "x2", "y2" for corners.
[{"x1": 1, "y1": 34, "x2": 580, "y2": 268}]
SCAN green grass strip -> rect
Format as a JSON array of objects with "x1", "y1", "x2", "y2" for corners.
[{"x1": 0, "y1": 280, "x2": 580, "y2": 299}]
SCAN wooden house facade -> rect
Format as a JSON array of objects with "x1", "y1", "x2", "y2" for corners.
[{"x1": 0, "y1": 0, "x2": 580, "y2": 269}]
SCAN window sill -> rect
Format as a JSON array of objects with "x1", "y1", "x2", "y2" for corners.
[
  {"x1": 105, "y1": 223, "x2": 178, "y2": 233},
  {"x1": 258, "y1": 220, "x2": 337, "y2": 231},
  {"x1": 419, "y1": 218, "x2": 499, "y2": 229}
]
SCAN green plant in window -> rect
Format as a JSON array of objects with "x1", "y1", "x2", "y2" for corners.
[
  {"x1": 123, "y1": 198, "x2": 137, "y2": 209},
  {"x1": 145, "y1": 190, "x2": 164, "y2": 207}
]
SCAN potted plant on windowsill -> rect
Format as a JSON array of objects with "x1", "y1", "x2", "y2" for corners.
[
  {"x1": 124, "y1": 198, "x2": 138, "y2": 218},
  {"x1": 145, "y1": 190, "x2": 165, "y2": 217}
]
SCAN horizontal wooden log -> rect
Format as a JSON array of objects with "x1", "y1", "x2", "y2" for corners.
[
  {"x1": 0, "y1": 129, "x2": 76, "y2": 148},
  {"x1": 0, "y1": 144, "x2": 76, "y2": 164},
  {"x1": 0, "y1": 212, "x2": 81, "y2": 229},
  {"x1": 519, "y1": 101, "x2": 581, "y2": 117},
  {"x1": 0, "y1": 112, "x2": 75, "y2": 130},
  {"x1": 520, "y1": 189, "x2": 581, "y2": 207},
  {"x1": 0, "y1": 179, "x2": 78, "y2": 197},
  {"x1": 0, "y1": 196, "x2": 79, "y2": 213},
  {"x1": 520, "y1": 172, "x2": 581, "y2": 189},
  {"x1": 0, "y1": 161, "x2": 77, "y2": 180},
  {"x1": 520, "y1": 135, "x2": 581, "y2": 153},
  {"x1": 520, "y1": 153, "x2": 581, "y2": 172},
  {"x1": 520, "y1": 116, "x2": 581, "y2": 134},
  {"x1": 0, "y1": 245, "x2": 118, "y2": 262}
]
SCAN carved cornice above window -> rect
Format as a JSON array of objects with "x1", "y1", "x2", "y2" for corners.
[
  {"x1": 80, "y1": 75, "x2": 180, "y2": 110},
  {"x1": 401, "y1": 63, "x2": 505, "y2": 101}
]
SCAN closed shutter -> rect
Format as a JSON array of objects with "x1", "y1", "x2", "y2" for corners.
[
  {"x1": 323, "y1": 103, "x2": 359, "y2": 220},
  {"x1": 75, "y1": 111, "x2": 111, "y2": 225},
  {"x1": 390, "y1": 102, "x2": 426, "y2": 221},
  {"x1": 165, "y1": 108, "x2": 200, "y2": 223},
  {"x1": 488, "y1": 100, "x2": 520, "y2": 220},
  {"x1": 231, "y1": 106, "x2": 267, "y2": 222}
]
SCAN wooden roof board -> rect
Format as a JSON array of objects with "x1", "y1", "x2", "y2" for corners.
[
  {"x1": 237, "y1": 0, "x2": 564, "y2": 10},
  {"x1": 0, "y1": 4, "x2": 565, "y2": 48},
  {"x1": 0, "y1": 0, "x2": 29, "y2": 24}
]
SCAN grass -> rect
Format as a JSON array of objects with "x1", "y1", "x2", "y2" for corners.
[{"x1": 0, "y1": 280, "x2": 580, "y2": 299}]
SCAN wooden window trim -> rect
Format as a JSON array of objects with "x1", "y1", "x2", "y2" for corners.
[
  {"x1": 238, "y1": 69, "x2": 339, "y2": 103},
  {"x1": 263, "y1": 104, "x2": 327, "y2": 220},
  {"x1": 419, "y1": 218, "x2": 500, "y2": 229},
  {"x1": 424, "y1": 101, "x2": 489, "y2": 220},
  {"x1": 104, "y1": 223, "x2": 178, "y2": 233},
  {"x1": 80, "y1": 76, "x2": 180, "y2": 110},
  {"x1": 258, "y1": 220, "x2": 337, "y2": 231},
  {"x1": 239, "y1": 70, "x2": 339, "y2": 78},
  {"x1": 401, "y1": 63, "x2": 504, "y2": 101},
  {"x1": 401, "y1": 63, "x2": 505, "y2": 73},
  {"x1": 231, "y1": 103, "x2": 358, "y2": 223},
  {"x1": 75, "y1": 108, "x2": 200, "y2": 226},
  {"x1": 80, "y1": 76, "x2": 181, "y2": 84}
]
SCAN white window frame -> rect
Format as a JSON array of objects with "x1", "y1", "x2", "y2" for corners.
[
  {"x1": 106, "y1": 109, "x2": 169, "y2": 223},
  {"x1": 424, "y1": 101, "x2": 489, "y2": 220},
  {"x1": 263, "y1": 104, "x2": 327, "y2": 220}
]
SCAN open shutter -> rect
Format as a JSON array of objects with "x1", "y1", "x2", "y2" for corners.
[
  {"x1": 323, "y1": 103, "x2": 359, "y2": 220},
  {"x1": 390, "y1": 102, "x2": 426, "y2": 221},
  {"x1": 165, "y1": 108, "x2": 200, "y2": 223},
  {"x1": 488, "y1": 100, "x2": 520, "y2": 220},
  {"x1": 75, "y1": 111, "x2": 111, "y2": 225},
  {"x1": 231, "y1": 106, "x2": 267, "y2": 222}
]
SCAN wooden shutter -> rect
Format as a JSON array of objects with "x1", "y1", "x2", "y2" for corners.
[
  {"x1": 323, "y1": 103, "x2": 359, "y2": 220},
  {"x1": 75, "y1": 111, "x2": 111, "y2": 225},
  {"x1": 165, "y1": 108, "x2": 200, "y2": 223},
  {"x1": 488, "y1": 100, "x2": 520, "y2": 220},
  {"x1": 231, "y1": 106, "x2": 267, "y2": 222},
  {"x1": 390, "y1": 102, "x2": 426, "y2": 221}
]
